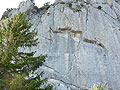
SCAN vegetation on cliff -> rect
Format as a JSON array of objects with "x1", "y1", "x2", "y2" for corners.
[{"x1": 0, "y1": 12, "x2": 52, "y2": 90}]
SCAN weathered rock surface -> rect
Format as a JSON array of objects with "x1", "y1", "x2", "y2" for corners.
[{"x1": 4, "y1": 0, "x2": 120, "y2": 90}]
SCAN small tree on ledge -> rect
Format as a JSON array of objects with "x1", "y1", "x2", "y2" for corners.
[{"x1": 0, "y1": 12, "x2": 53, "y2": 90}]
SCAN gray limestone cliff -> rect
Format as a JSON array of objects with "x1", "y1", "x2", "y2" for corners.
[{"x1": 2, "y1": 0, "x2": 120, "y2": 90}]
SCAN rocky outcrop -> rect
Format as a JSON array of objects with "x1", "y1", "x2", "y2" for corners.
[{"x1": 3, "y1": 0, "x2": 120, "y2": 89}]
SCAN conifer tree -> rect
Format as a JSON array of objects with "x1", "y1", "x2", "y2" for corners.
[{"x1": 0, "y1": 12, "x2": 52, "y2": 90}]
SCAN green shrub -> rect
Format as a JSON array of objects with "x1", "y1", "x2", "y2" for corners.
[
  {"x1": 68, "y1": 3, "x2": 72, "y2": 8},
  {"x1": 80, "y1": 3, "x2": 84, "y2": 7},
  {"x1": 32, "y1": 2, "x2": 51, "y2": 14},
  {"x1": 43, "y1": 2, "x2": 51, "y2": 10},
  {"x1": 9, "y1": 74, "x2": 26, "y2": 90},
  {"x1": 0, "y1": 79, "x2": 6, "y2": 90},
  {"x1": 91, "y1": 83, "x2": 104, "y2": 90},
  {"x1": 75, "y1": 5, "x2": 81, "y2": 12},
  {"x1": 97, "y1": 6, "x2": 102, "y2": 9},
  {"x1": 9, "y1": 72, "x2": 53, "y2": 90}
]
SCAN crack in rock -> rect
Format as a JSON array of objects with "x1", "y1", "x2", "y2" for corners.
[
  {"x1": 101, "y1": 9, "x2": 117, "y2": 20},
  {"x1": 90, "y1": 4, "x2": 118, "y2": 21},
  {"x1": 50, "y1": 27, "x2": 83, "y2": 35},
  {"x1": 45, "y1": 37, "x2": 53, "y2": 41},
  {"x1": 43, "y1": 64, "x2": 73, "y2": 77},
  {"x1": 58, "y1": 27, "x2": 72, "y2": 31},
  {"x1": 83, "y1": 38, "x2": 106, "y2": 49},
  {"x1": 85, "y1": 6, "x2": 89, "y2": 25},
  {"x1": 49, "y1": 78, "x2": 89, "y2": 90},
  {"x1": 110, "y1": 5, "x2": 120, "y2": 21},
  {"x1": 43, "y1": 64, "x2": 62, "y2": 74},
  {"x1": 31, "y1": 16, "x2": 42, "y2": 31}
]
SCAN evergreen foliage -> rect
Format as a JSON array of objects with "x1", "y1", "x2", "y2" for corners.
[
  {"x1": 0, "y1": 12, "x2": 53, "y2": 90},
  {"x1": 91, "y1": 83, "x2": 104, "y2": 90},
  {"x1": 68, "y1": 3, "x2": 72, "y2": 8},
  {"x1": 97, "y1": 6, "x2": 102, "y2": 9},
  {"x1": 75, "y1": 5, "x2": 81, "y2": 12}
]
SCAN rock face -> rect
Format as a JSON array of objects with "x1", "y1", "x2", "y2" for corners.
[{"x1": 4, "y1": 0, "x2": 120, "y2": 89}]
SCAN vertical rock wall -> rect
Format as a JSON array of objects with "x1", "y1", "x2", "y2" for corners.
[{"x1": 5, "y1": 0, "x2": 120, "y2": 89}]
